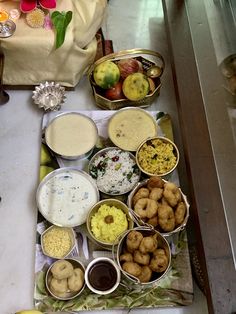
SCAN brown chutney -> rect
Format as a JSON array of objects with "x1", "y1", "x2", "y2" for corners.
[{"x1": 88, "y1": 261, "x2": 118, "y2": 291}]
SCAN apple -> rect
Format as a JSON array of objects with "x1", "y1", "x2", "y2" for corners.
[
  {"x1": 117, "y1": 58, "x2": 143, "y2": 79},
  {"x1": 105, "y1": 81, "x2": 125, "y2": 100}
]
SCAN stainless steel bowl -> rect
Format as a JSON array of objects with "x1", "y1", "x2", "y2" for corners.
[
  {"x1": 44, "y1": 111, "x2": 98, "y2": 160},
  {"x1": 127, "y1": 179, "x2": 190, "y2": 237},
  {"x1": 46, "y1": 258, "x2": 85, "y2": 300},
  {"x1": 36, "y1": 167, "x2": 100, "y2": 227},
  {"x1": 85, "y1": 257, "x2": 121, "y2": 295},
  {"x1": 86, "y1": 198, "x2": 134, "y2": 250},
  {"x1": 107, "y1": 107, "x2": 157, "y2": 152},
  {"x1": 41, "y1": 225, "x2": 76, "y2": 259},
  {"x1": 88, "y1": 147, "x2": 141, "y2": 196},
  {"x1": 116, "y1": 227, "x2": 171, "y2": 286},
  {"x1": 136, "y1": 136, "x2": 179, "y2": 177}
]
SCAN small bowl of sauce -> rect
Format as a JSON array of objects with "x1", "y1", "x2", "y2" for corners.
[{"x1": 85, "y1": 257, "x2": 120, "y2": 294}]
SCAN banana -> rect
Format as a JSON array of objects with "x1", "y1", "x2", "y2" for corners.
[{"x1": 15, "y1": 310, "x2": 43, "y2": 314}]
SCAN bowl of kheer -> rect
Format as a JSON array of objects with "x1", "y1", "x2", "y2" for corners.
[
  {"x1": 44, "y1": 112, "x2": 98, "y2": 160},
  {"x1": 108, "y1": 107, "x2": 157, "y2": 151}
]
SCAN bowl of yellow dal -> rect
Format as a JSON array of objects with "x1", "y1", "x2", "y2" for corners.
[{"x1": 86, "y1": 199, "x2": 134, "y2": 250}]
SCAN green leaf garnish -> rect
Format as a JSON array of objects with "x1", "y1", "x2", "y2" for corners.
[{"x1": 51, "y1": 11, "x2": 73, "y2": 49}]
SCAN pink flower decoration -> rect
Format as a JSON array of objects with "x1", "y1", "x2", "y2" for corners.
[
  {"x1": 39, "y1": 0, "x2": 56, "y2": 10},
  {"x1": 20, "y1": 0, "x2": 56, "y2": 13},
  {"x1": 20, "y1": 0, "x2": 37, "y2": 13},
  {"x1": 44, "y1": 14, "x2": 53, "y2": 30}
]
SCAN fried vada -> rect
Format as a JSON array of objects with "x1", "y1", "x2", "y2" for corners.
[
  {"x1": 126, "y1": 230, "x2": 143, "y2": 252},
  {"x1": 51, "y1": 260, "x2": 74, "y2": 280},
  {"x1": 68, "y1": 268, "x2": 84, "y2": 292},
  {"x1": 137, "y1": 265, "x2": 152, "y2": 283},
  {"x1": 139, "y1": 234, "x2": 158, "y2": 254},
  {"x1": 158, "y1": 204, "x2": 175, "y2": 232},
  {"x1": 120, "y1": 252, "x2": 133, "y2": 263},
  {"x1": 50, "y1": 277, "x2": 68, "y2": 294},
  {"x1": 132, "y1": 187, "x2": 149, "y2": 205},
  {"x1": 175, "y1": 201, "x2": 187, "y2": 225},
  {"x1": 122, "y1": 261, "x2": 142, "y2": 277},
  {"x1": 134, "y1": 198, "x2": 158, "y2": 219},
  {"x1": 147, "y1": 216, "x2": 158, "y2": 227},
  {"x1": 163, "y1": 182, "x2": 181, "y2": 207},
  {"x1": 147, "y1": 176, "x2": 164, "y2": 190},
  {"x1": 133, "y1": 250, "x2": 150, "y2": 265},
  {"x1": 149, "y1": 253, "x2": 169, "y2": 273},
  {"x1": 149, "y1": 187, "x2": 163, "y2": 201}
]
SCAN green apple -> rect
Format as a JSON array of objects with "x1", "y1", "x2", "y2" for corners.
[
  {"x1": 40, "y1": 144, "x2": 52, "y2": 165},
  {"x1": 39, "y1": 165, "x2": 55, "y2": 181},
  {"x1": 15, "y1": 310, "x2": 43, "y2": 314}
]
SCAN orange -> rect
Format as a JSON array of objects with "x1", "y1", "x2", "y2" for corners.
[{"x1": 0, "y1": 9, "x2": 9, "y2": 22}]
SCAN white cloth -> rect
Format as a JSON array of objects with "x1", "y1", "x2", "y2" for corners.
[{"x1": 0, "y1": 0, "x2": 107, "y2": 86}]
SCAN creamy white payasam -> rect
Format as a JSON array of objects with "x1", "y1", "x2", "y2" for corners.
[
  {"x1": 37, "y1": 169, "x2": 99, "y2": 227},
  {"x1": 45, "y1": 113, "x2": 98, "y2": 158},
  {"x1": 108, "y1": 109, "x2": 157, "y2": 151}
]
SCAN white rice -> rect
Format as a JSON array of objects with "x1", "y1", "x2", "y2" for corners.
[{"x1": 89, "y1": 149, "x2": 140, "y2": 194}]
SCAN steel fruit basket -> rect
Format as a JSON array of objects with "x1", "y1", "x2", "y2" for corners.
[{"x1": 88, "y1": 48, "x2": 165, "y2": 110}]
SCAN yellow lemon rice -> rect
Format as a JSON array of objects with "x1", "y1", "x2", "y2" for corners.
[
  {"x1": 137, "y1": 138, "x2": 177, "y2": 175},
  {"x1": 91, "y1": 204, "x2": 128, "y2": 243}
]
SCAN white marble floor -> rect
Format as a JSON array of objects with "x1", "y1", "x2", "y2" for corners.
[{"x1": 0, "y1": 0, "x2": 209, "y2": 313}]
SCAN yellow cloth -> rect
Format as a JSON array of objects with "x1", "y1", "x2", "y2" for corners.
[{"x1": 0, "y1": 0, "x2": 107, "y2": 86}]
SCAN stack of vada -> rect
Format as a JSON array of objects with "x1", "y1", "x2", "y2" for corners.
[
  {"x1": 119, "y1": 230, "x2": 169, "y2": 283},
  {"x1": 131, "y1": 177, "x2": 187, "y2": 233},
  {"x1": 47, "y1": 260, "x2": 84, "y2": 299}
]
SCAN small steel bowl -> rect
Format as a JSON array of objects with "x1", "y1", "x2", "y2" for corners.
[
  {"x1": 36, "y1": 167, "x2": 100, "y2": 227},
  {"x1": 88, "y1": 147, "x2": 141, "y2": 196},
  {"x1": 86, "y1": 199, "x2": 134, "y2": 250},
  {"x1": 116, "y1": 227, "x2": 171, "y2": 286},
  {"x1": 127, "y1": 179, "x2": 190, "y2": 237},
  {"x1": 0, "y1": 20, "x2": 16, "y2": 38},
  {"x1": 107, "y1": 107, "x2": 157, "y2": 152},
  {"x1": 41, "y1": 225, "x2": 76, "y2": 259},
  {"x1": 46, "y1": 258, "x2": 85, "y2": 300},
  {"x1": 136, "y1": 136, "x2": 179, "y2": 177},
  {"x1": 44, "y1": 111, "x2": 98, "y2": 160},
  {"x1": 85, "y1": 257, "x2": 121, "y2": 295}
]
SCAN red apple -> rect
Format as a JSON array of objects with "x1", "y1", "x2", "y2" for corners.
[
  {"x1": 105, "y1": 81, "x2": 125, "y2": 100},
  {"x1": 117, "y1": 58, "x2": 143, "y2": 79}
]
